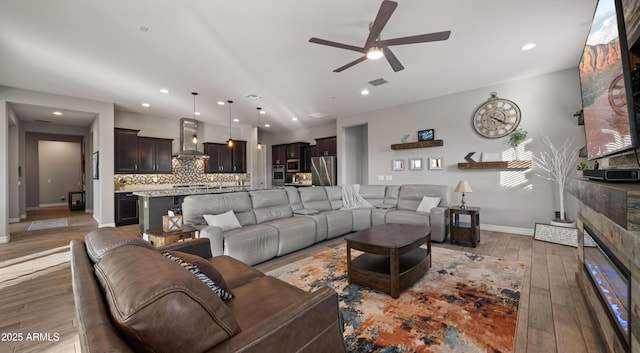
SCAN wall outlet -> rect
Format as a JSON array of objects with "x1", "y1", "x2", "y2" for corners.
[
  {"x1": 385, "y1": 175, "x2": 392, "y2": 181},
  {"x1": 378, "y1": 175, "x2": 384, "y2": 181}
]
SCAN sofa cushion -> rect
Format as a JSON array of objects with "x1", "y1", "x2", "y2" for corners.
[
  {"x1": 250, "y1": 189, "x2": 294, "y2": 224},
  {"x1": 264, "y1": 217, "x2": 317, "y2": 256},
  {"x1": 210, "y1": 255, "x2": 265, "y2": 289},
  {"x1": 94, "y1": 245, "x2": 240, "y2": 353},
  {"x1": 324, "y1": 186, "x2": 344, "y2": 210},
  {"x1": 85, "y1": 227, "x2": 153, "y2": 263},
  {"x1": 182, "y1": 193, "x2": 256, "y2": 227},
  {"x1": 359, "y1": 185, "x2": 387, "y2": 206},
  {"x1": 203, "y1": 210, "x2": 242, "y2": 231},
  {"x1": 397, "y1": 184, "x2": 450, "y2": 211},
  {"x1": 223, "y1": 225, "x2": 280, "y2": 266},
  {"x1": 284, "y1": 186, "x2": 304, "y2": 211},
  {"x1": 386, "y1": 210, "x2": 431, "y2": 226},
  {"x1": 162, "y1": 250, "x2": 234, "y2": 300},
  {"x1": 298, "y1": 187, "x2": 332, "y2": 211},
  {"x1": 416, "y1": 196, "x2": 441, "y2": 213}
]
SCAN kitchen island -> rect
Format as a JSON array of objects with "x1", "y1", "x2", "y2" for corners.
[{"x1": 133, "y1": 185, "x2": 257, "y2": 233}]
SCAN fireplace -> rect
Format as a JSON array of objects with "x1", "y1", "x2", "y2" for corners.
[
  {"x1": 582, "y1": 225, "x2": 631, "y2": 350},
  {"x1": 568, "y1": 178, "x2": 640, "y2": 353}
]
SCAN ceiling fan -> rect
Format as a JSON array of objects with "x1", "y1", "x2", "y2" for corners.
[{"x1": 309, "y1": 0, "x2": 451, "y2": 73}]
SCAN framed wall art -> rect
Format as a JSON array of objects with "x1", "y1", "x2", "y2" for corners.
[
  {"x1": 418, "y1": 129, "x2": 435, "y2": 141},
  {"x1": 409, "y1": 158, "x2": 423, "y2": 171},
  {"x1": 391, "y1": 159, "x2": 405, "y2": 171},
  {"x1": 429, "y1": 157, "x2": 443, "y2": 170}
]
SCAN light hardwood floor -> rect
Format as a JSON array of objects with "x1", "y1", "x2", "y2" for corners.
[{"x1": 0, "y1": 207, "x2": 605, "y2": 353}]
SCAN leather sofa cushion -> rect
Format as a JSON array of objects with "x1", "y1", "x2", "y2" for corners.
[
  {"x1": 359, "y1": 185, "x2": 387, "y2": 206},
  {"x1": 298, "y1": 187, "x2": 332, "y2": 211},
  {"x1": 182, "y1": 193, "x2": 256, "y2": 227},
  {"x1": 85, "y1": 227, "x2": 153, "y2": 263},
  {"x1": 284, "y1": 186, "x2": 304, "y2": 211},
  {"x1": 94, "y1": 245, "x2": 240, "y2": 353},
  {"x1": 250, "y1": 189, "x2": 293, "y2": 224},
  {"x1": 397, "y1": 184, "x2": 450, "y2": 211},
  {"x1": 210, "y1": 255, "x2": 265, "y2": 289},
  {"x1": 385, "y1": 185, "x2": 400, "y2": 205},
  {"x1": 324, "y1": 186, "x2": 344, "y2": 210}
]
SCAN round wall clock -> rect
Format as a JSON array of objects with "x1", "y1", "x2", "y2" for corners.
[{"x1": 472, "y1": 92, "x2": 521, "y2": 138}]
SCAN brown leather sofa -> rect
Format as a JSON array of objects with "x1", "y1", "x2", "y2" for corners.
[{"x1": 70, "y1": 228, "x2": 346, "y2": 353}]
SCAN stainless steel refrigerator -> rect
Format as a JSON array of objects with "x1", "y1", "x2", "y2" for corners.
[{"x1": 311, "y1": 156, "x2": 337, "y2": 186}]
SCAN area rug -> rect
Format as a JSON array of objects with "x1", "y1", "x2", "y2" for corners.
[
  {"x1": 27, "y1": 218, "x2": 68, "y2": 231},
  {"x1": 268, "y1": 245, "x2": 525, "y2": 353}
]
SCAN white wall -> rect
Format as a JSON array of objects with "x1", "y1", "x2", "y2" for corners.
[{"x1": 337, "y1": 68, "x2": 584, "y2": 233}]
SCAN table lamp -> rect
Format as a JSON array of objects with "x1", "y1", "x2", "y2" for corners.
[{"x1": 455, "y1": 180, "x2": 472, "y2": 209}]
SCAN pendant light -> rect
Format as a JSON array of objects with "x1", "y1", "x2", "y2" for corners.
[
  {"x1": 256, "y1": 107, "x2": 263, "y2": 150},
  {"x1": 226, "y1": 100, "x2": 234, "y2": 148},
  {"x1": 191, "y1": 92, "x2": 198, "y2": 145}
]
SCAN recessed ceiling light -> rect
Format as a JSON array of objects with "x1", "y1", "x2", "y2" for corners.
[
  {"x1": 260, "y1": 110, "x2": 266, "y2": 115},
  {"x1": 53, "y1": 111, "x2": 63, "y2": 116},
  {"x1": 521, "y1": 43, "x2": 536, "y2": 51},
  {"x1": 292, "y1": 117, "x2": 298, "y2": 121},
  {"x1": 160, "y1": 88, "x2": 169, "y2": 94},
  {"x1": 141, "y1": 103, "x2": 150, "y2": 107},
  {"x1": 361, "y1": 89, "x2": 370, "y2": 95},
  {"x1": 217, "y1": 101, "x2": 225, "y2": 105},
  {"x1": 233, "y1": 118, "x2": 239, "y2": 122},
  {"x1": 265, "y1": 124, "x2": 270, "y2": 127}
]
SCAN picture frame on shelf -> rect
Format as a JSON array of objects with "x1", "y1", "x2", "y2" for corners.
[
  {"x1": 409, "y1": 158, "x2": 423, "y2": 171},
  {"x1": 481, "y1": 152, "x2": 501, "y2": 162},
  {"x1": 429, "y1": 157, "x2": 443, "y2": 170},
  {"x1": 391, "y1": 159, "x2": 405, "y2": 171},
  {"x1": 418, "y1": 129, "x2": 435, "y2": 141}
]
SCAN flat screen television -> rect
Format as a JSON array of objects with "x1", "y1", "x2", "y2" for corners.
[{"x1": 579, "y1": 0, "x2": 638, "y2": 160}]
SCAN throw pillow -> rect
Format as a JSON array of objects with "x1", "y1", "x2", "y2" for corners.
[
  {"x1": 416, "y1": 196, "x2": 441, "y2": 213},
  {"x1": 203, "y1": 210, "x2": 242, "y2": 231},
  {"x1": 162, "y1": 251, "x2": 234, "y2": 300}
]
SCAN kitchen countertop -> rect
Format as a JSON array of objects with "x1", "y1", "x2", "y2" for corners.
[{"x1": 132, "y1": 186, "x2": 253, "y2": 198}]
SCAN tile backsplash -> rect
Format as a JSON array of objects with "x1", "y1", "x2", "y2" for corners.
[{"x1": 114, "y1": 158, "x2": 249, "y2": 187}]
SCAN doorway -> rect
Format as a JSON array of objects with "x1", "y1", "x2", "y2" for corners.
[{"x1": 343, "y1": 124, "x2": 368, "y2": 184}]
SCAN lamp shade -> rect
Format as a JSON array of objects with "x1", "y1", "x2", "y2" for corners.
[{"x1": 455, "y1": 180, "x2": 472, "y2": 193}]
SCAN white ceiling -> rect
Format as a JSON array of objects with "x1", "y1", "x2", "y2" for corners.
[{"x1": 0, "y1": 0, "x2": 597, "y2": 132}]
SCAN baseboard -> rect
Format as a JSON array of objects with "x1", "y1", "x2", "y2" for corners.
[
  {"x1": 99, "y1": 223, "x2": 116, "y2": 228},
  {"x1": 39, "y1": 202, "x2": 67, "y2": 207},
  {"x1": 0, "y1": 235, "x2": 9, "y2": 244},
  {"x1": 482, "y1": 224, "x2": 534, "y2": 236},
  {"x1": 26, "y1": 207, "x2": 39, "y2": 211},
  {"x1": 85, "y1": 209, "x2": 93, "y2": 214},
  {"x1": 9, "y1": 217, "x2": 20, "y2": 223}
]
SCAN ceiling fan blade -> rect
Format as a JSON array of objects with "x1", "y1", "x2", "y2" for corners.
[
  {"x1": 383, "y1": 48, "x2": 404, "y2": 72},
  {"x1": 309, "y1": 38, "x2": 364, "y2": 53},
  {"x1": 376, "y1": 30, "x2": 451, "y2": 47},
  {"x1": 364, "y1": 0, "x2": 398, "y2": 49},
  {"x1": 333, "y1": 56, "x2": 368, "y2": 72}
]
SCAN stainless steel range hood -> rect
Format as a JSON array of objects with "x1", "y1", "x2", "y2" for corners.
[{"x1": 173, "y1": 118, "x2": 210, "y2": 159}]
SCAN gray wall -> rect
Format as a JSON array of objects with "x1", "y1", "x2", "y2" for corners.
[
  {"x1": 338, "y1": 68, "x2": 584, "y2": 233},
  {"x1": 25, "y1": 132, "x2": 84, "y2": 209},
  {"x1": 37, "y1": 140, "x2": 82, "y2": 206}
]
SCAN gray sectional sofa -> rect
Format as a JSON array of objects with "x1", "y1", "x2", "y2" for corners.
[{"x1": 182, "y1": 184, "x2": 451, "y2": 266}]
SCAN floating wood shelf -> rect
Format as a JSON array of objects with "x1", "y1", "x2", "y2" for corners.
[
  {"x1": 390, "y1": 139, "x2": 444, "y2": 150},
  {"x1": 457, "y1": 160, "x2": 532, "y2": 170}
]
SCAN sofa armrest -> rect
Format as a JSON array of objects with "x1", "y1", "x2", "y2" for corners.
[
  {"x1": 429, "y1": 206, "x2": 450, "y2": 243},
  {"x1": 156, "y1": 238, "x2": 213, "y2": 259},
  {"x1": 213, "y1": 286, "x2": 346, "y2": 353},
  {"x1": 198, "y1": 226, "x2": 225, "y2": 257}
]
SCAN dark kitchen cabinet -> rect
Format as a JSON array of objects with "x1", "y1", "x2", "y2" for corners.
[
  {"x1": 316, "y1": 136, "x2": 337, "y2": 156},
  {"x1": 285, "y1": 142, "x2": 309, "y2": 159},
  {"x1": 272, "y1": 144, "x2": 287, "y2": 165},
  {"x1": 138, "y1": 137, "x2": 173, "y2": 173},
  {"x1": 115, "y1": 192, "x2": 139, "y2": 226},
  {"x1": 205, "y1": 140, "x2": 246, "y2": 173},
  {"x1": 114, "y1": 128, "x2": 139, "y2": 173},
  {"x1": 301, "y1": 145, "x2": 318, "y2": 172}
]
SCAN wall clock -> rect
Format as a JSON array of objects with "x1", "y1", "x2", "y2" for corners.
[{"x1": 472, "y1": 92, "x2": 521, "y2": 138}]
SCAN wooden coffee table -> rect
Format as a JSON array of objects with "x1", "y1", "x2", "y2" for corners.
[{"x1": 345, "y1": 223, "x2": 431, "y2": 298}]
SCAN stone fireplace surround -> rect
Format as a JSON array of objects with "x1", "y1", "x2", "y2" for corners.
[{"x1": 568, "y1": 178, "x2": 640, "y2": 353}]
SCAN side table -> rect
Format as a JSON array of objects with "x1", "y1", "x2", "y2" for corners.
[
  {"x1": 144, "y1": 225, "x2": 197, "y2": 247},
  {"x1": 449, "y1": 206, "x2": 480, "y2": 248}
]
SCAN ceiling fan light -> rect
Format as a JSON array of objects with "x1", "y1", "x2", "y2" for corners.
[{"x1": 366, "y1": 47, "x2": 384, "y2": 60}]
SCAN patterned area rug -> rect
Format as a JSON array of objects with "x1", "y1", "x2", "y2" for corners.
[
  {"x1": 27, "y1": 218, "x2": 68, "y2": 231},
  {"x1": 268, "y1": 245, "x2": 525, "y2": 353}
]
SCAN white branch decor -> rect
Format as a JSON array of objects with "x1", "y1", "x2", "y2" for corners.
[{"x1": 532, "y1": 135, "x2": 580, "y2": 222}]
